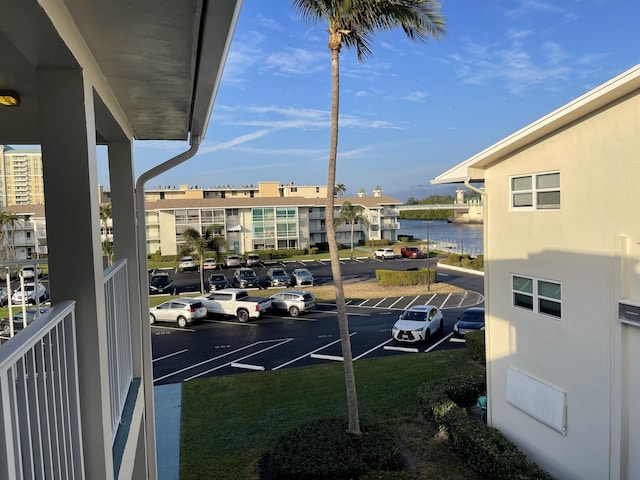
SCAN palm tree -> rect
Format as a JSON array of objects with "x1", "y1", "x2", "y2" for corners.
[
  {"x1": 182, "y1": 225, "x2": 227, "y2": 293},
  {"x1": 334, "y1": 182, "x2": 347, "y2": 197},
  {"x1": 336, "y1": 201, "x2": 369, "y2": 259},
  {"x1": 0, "y1": 210, "x2": 20, "y2": 260},
  {"x1": 99, "y1": 203, "x2": 112, "y2": 242},
  {"x1": 292, "y1": 0, "x2": 446, "y2": 435}
]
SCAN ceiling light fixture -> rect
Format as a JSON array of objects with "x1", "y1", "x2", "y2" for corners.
[{"x1": 0, "y1": 90, "x2": 21, "y2": 107}]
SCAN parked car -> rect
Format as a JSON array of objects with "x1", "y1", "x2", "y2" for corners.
[
  {"x1": 194, "y1": 288, "x2": 272, "y2": 322},
  {"x1": 244, "y1": 254, "x2": 261, "y2": 267},
  {"x1": 269, "y1": 290, "x2": 316, "y2": 317},
  {"x1": 20, "y1": 265, "x2": 43, "y2": 279},
  {"x1": 11, "y1": 282, "x2": 49, "y2": 305},
  {"x1": 374, "y1": 248, "x2": 396, "y2": 260},
  {"x1": 392, "y1": 305, "x2": 443, "y2": 343},
  {"x1": 208, "y1": 273, "x2": 231, "y2": 291},
  {"x1": 291, "y1": 268, "x2": 314, "y2": 287},
  {"x1": 225, "y1": 254, "x2": 242, "y2": 268},
  {"x1": 149, "y1": 298, "x2": 207, "y2": 327},
  {"x1": 453, "y1": 307, "x2": 485, "y2": 336},
  {"x1": 201, "y1": 258, "x2": 218, "y2": 270},
  {"x1": 232, "y1": 268, "x2": 261, "y2": 289},
  {"x1": 149, "y1": 272, "x2": 173, "y2": 294},
  {"x1": 400, "y1": 246, "x2": 423, "y2": 259},
  {"x1": 266, "y1": 268, "x2": 291, "y2": 287},
  {"x1": 178, "y1": 256, "x2": 197, "y2": 272},
  {"x1": 2, "y1": 307, "x2": 49, "y2": 336}
]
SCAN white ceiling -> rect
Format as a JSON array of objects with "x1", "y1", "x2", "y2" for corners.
[{"x1": 0, "y1": 0, "x2": 241, "y2": 144}]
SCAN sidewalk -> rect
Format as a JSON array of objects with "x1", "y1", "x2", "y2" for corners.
[{"x1": 154, "y1": 383, "x2": 182, "y2": 480}]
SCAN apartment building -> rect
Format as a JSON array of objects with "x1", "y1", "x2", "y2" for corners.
[
  {"x1": 433, "y1": 64, "x2": 640, "y2": 480},
  {"x1": 1, "y1": 183, "x2": 400, "y2": 258},
  {"x1": 0, "y1": 145, "x2": 45, "y2": 207}
]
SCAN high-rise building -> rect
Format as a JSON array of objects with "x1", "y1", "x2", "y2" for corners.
[{"x1": 0, "y1": 145, "x2": 45, "y2": 207}]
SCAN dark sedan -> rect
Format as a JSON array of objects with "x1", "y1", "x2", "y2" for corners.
[{"x1": 453, "y1": 307, "x2": 485, "y2": 336}]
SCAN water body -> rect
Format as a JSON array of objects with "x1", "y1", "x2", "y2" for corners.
[{"x1": 398, "y1": 219, "x2": 484, "y2": 255}]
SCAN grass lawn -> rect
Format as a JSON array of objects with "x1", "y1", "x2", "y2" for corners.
[{"x1": 180, "y1": 349, "x2": 484, "y2": 479}]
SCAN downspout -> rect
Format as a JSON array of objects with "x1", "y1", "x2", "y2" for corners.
[
  {"x1": 134, "y1": 135, "x2": 201, "y2": 478},
  {"x1": 464, "y1": 177, "x2": 491, "y2": 423}
]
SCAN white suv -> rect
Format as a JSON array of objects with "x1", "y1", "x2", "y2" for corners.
[
  {"x1": 374, "y1": 248, "x2": 396, "y2": 260},
  {"x1": 178, "y1": 256, "x2": 196, "y2": 272}
]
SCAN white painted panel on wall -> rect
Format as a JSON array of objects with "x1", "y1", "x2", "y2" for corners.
[{"x1": 506, "y1": 367, "x2": 567, "y2": 435}]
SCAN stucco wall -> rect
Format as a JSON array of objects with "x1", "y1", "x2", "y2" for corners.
[{"x1": 485, "y1": 89, "x2": 640, "y2": 479}]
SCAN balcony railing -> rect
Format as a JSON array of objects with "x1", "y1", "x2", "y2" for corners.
[
  {"x1": 0, "y1": 301, "x2": 86, "y2": 479},
  {"x1": 103, "y1": 259, "x2": 133, "y2": 442}
]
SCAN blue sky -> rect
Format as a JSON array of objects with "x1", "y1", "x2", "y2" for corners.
[{"x1": 118, "y1": 0, "x2": 640, "y2": 202}]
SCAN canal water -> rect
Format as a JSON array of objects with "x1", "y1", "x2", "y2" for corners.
[{"x1": 398, "y1": 219, "x2": 484, "y2": 255}]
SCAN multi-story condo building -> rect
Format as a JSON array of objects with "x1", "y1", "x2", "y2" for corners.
[
  {"x1": 2, "y1": 182, "x2": 400, "y2": 259},
  {"x1": 0, "y1": 145, "x2": 45, "y2": 207}
]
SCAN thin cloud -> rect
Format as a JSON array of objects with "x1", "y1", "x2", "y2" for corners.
[
  {"x1": 266, "y1": 48, "x2": 326, "y2": 75},
  {"x1": 198, "y1": 129, "x2": 275, "y2": 154},
  {"x1": 504, "y1": 0, "x2": 578, "y2": 20},
  {"x1": 403, "y1": 91, "x2": 429, "y2": 102}
]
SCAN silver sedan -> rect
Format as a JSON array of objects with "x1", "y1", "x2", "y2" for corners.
[{"x1": 269, "y1": 290, "x2": 316, "y2": 317}]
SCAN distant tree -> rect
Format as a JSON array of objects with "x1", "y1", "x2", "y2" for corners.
[
  {"x1": 182, "y1": 226, "x2": 227, "y2": 293},
  {"x1": 292, "y1": 0, "x2": 445, "y2": 436},
  {"x1": 0, "y1": 211, "x2": 20, "y2": 260},
  {"x1": 334, "y1": 182, "x2": 347, "y2": 197},
  {"x1": 99, "y1": 203, "x2": 112, "y2": 241},
  {"x1": 102, "y1": 239, "x2": 114, "y2": 266},
  {"x1": 336, "y1": 201, "x2": 370, "y2": 259}
]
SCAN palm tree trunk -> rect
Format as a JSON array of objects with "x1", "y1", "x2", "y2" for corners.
[{"x1": 326, "y1": 38, "x2": 360, "y2": 435}]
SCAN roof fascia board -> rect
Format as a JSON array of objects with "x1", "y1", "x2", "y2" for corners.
[{"x1": 432, "y1": 64, "x2": 640, "y2": 185}]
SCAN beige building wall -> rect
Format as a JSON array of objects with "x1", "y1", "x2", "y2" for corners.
[
  {"x1": 485, "y1": 86, "x2": 640, "y2": 479},
  {"x1": 0, "y1": 146, "x2": 45, "y2": 206}
]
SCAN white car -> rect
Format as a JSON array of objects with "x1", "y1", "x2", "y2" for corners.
[
  {"x1": 178, "y1": 256, "x2": 197, "y2": 272},
  {"x1": 21, "y1": 265, "x2": 43, "y2": 279},
  {"x1": 201, "y1": 258, "x2": 218, "y2": 270},
  {"x1": 392, "y1": 305, "x2": 443, "y2": 343},
  {"x1": 12, "y1": 282, "x2": 49, "y2": 305},
  {"x1": 292, "y1": 268, "x2": 314, "y2": 286},
  {"x1": 374, "y1": 248, "x2": 396, "y2": 260}
]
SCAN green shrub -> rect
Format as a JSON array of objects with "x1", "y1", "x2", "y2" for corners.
[
  {"x1": 448, "y1": 253, "x2": 463, "y2": 264},
  {"x1": 419, "y1": 377, "x2": 555, "y2": 480},
  {"x1": 471, "y1": 254, "x2": 484, "y2": 269},
  {"x1": 465, "y1": 330, "x2": 486, "y2": 364},
  {"x1": 267, "y1": 418, "x2": 404, "y2": 480},
  {"x1": 375, "y1": 268, "x2": 436, "y2": 286}
]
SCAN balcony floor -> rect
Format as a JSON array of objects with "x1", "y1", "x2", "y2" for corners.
[{"x1": 154, "y1": 383, "x2": 182, "y2": 480}]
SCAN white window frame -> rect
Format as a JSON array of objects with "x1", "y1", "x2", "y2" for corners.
[
  {"x1": 510, "y1": 171, "x2": 560, "y2": 211},
  {"x1": 512, "y1": 274, "x2": 562, "y2": 319}
]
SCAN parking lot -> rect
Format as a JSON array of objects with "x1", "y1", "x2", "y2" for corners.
[{"x1": 151, "y1": 257, "x2": 484, "y2": 385}]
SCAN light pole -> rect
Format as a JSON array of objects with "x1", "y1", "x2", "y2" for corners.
[{"x1": 426, "y1": 220, "x2": 431, "y2": 292}]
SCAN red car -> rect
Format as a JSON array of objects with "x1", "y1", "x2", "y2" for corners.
[{"x1": 400, "y1": 246, "x2": 424, "y2": 258}]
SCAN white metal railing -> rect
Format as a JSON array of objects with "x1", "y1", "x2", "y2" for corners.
[
  {"x1": 0, "y1": 300, "x2": 85, "y2": 479},
  {"x1": 103, "y1": 259, "x2": 133, "y2": 443}
]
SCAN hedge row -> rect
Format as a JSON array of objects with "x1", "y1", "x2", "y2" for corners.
[
  {"x1": 375, "y1": 268, "x2": 436, "y2": 286},
  {"x1": 447, "y1": 254, "x2": 484, "y2": 270},
  {"x1": 418, "y1": 376, "x2": 554, "y2": 480},
  {"x1": 465, "y1": 330, "x2": 486, "y2": 363}
]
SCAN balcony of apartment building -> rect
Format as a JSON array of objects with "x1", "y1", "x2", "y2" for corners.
[
  {"x1": 0, "y1": 2, "x2": 241, "y2": 479},
  {"x1": 380, "y1": 207, "x2": 400, "y2": 217}
]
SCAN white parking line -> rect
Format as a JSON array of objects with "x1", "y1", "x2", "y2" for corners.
[
  {"x1": 421, "y1": 294, "x2": 437, "y2": 305},
  {"x1": 358, "y1": 299, "x2": 372, "y2": 307},
  {"x1": 438, "y1": 293, "x2": 453, "y2": 309},
  {"x1": 150, "y1": 325, "x2": 196, "y2": 332},
  {"x1": 384, "y1": 345, "x2": 419, "y2": 353},
  {"x1": 424, "y1": 332, "x2": 453, "y2": 352},
  {"x1": 354, "y1": 338, "x2": 394, "y2": 360},
  {"x1": 372, "y1": 298, "x2": 388, "y2": 308},
  {"x1": 153, "y1": 349, "x2": 188, "y2": 363},
  {"x1": 310, "y1": 354, "x2": 343, "y2": 361},
  {"x1": 405, "y1": 295, "x2": 421, "y2": 308},
  {"x1": 450, "y1": 337, "x2": 466, "y2": 343},
  {"x1": 274, "y1": 333, "x2": 357, "y2": 370},
  {"x1": 388, "y1": 296, "x2": 405, "y2": 308},
  {"x1": 231, "y1": 362, "x2": 265, "y2": 371}
]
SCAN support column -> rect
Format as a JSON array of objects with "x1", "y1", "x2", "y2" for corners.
[
  {"x1": 37, "y1": 68, "x2": 113, "y2": 480},
  {"x1": 108, "y1": 140, "x2": 157, "y2": 479}
]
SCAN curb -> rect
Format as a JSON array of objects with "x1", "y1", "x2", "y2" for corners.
[{"x1": 437, "y1": 262, "x2": 485, "y2": 277}]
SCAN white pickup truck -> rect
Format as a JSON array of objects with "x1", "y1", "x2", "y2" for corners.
[{"x1": 195, "y1": 288, "x2": 272, "y2": 322}]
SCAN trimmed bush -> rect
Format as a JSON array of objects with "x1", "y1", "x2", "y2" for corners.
[
  {"x1": 419, "y1": 376, "x2": 555, "y2": 480},
  {"x1": 375, "y1": 268, "x2": 436, "y2": 286},
  {"x1": 465, "y1": 330, "x2": 486, "y2": 363},
  {"x1": 267, "y1": 418, "x2": 404, "y2": 480}
]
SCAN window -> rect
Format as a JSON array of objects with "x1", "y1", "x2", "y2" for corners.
[
  {"x1": 512, "y1": 275, "x2": 561, "y2": 318},
  {"x1": 511, "y1": 172, "x2": 560, "y2": 210}
]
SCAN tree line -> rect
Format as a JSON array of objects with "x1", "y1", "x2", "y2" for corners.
[{"x1": 400, "y1": 194, "x2": 455, "y2": 220}]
